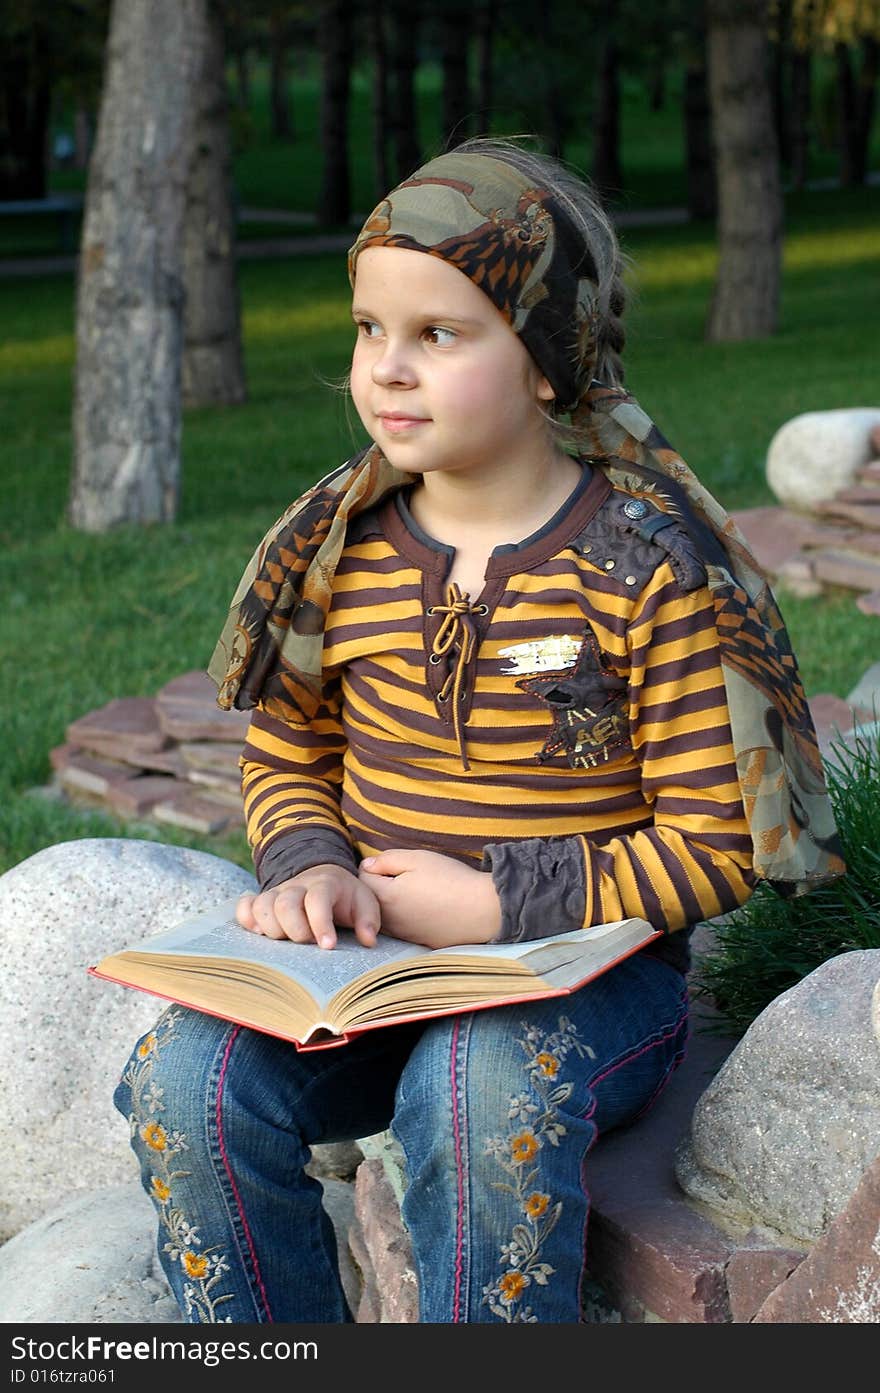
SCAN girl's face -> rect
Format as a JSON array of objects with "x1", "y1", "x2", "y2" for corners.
[{"x1": 350, "y1": 247, "x2": 555, "y2": 482}]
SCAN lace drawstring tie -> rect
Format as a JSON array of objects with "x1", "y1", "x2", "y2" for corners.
[{"x1": 429, "y1": 583, "x2": 481, "y2": 771}]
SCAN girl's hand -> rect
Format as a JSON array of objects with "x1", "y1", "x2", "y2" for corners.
[
  {"x1": 358, "y1": 849, "x2": 501, "y2": 949},
  {"x1": 236, "y1": 865, "x2": 381, "y2": 950}
]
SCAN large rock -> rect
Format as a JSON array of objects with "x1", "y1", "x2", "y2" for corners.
[
  {"x1": 766, "y1": 408, "x2": 880, "y2": 510},
  {"x1": 0, "y1": 838, "x2": 255, "y2": 1241},
  {"x1": 0, "y1": 1184, "x2": 181, "y2": 1323},
  {"x1": 674, "y1": 950, "x2": 880, "y2": 1243}
]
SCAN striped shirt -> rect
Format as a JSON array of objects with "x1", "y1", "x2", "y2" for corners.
[{"x1": 240, "y1": 467, "x2": 755, "y2": 949}]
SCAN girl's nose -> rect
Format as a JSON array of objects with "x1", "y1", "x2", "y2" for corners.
[{"x1": 371, "y1": 341, "x2": 417, "y2": 387}]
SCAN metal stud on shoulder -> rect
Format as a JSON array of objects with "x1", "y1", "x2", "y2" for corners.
[{"x1": 622, "y1": 498, "x2": 649, "y2": 519}]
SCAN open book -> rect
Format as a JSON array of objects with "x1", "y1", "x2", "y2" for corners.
[{"x1": 89, "y1": 898, "x2": 662, "y2": 1051}]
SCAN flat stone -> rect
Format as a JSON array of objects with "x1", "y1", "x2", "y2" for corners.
[
  {"x1": 725, "y1": 1243, "x2": 805, "y2": 1323},
  {"x1": 833, "y1": 483, "x2": 880, "y2": 504},
  {"x1": 67, "y1": 696, "x2": 168, "y2": 755},
  {"x1": 584, "y1": 1002, "x2": 743, "y2": 1323},
  {"x1": 730, "y1": 507, "x2": 851, "y2": 577},
  {"x1": 156, "y1": 670, "x2": 250, "y2": 742},
  {"x1": 57, "y1": 749, "x2": 141, "y2": 799},
  {"x1": 352, "y1": 1157, "x2": 419, "y2": 1323},
  {"x1": 814, "y1": 498, "x2": 880, "y2": 530},
  {"x1": 806, "y1": 692, "x2": 859, "y2": 757},
  {"x1": 185, "y1": 770, "x2": 245, "y2": 804},
  {"x1": 179, "y1": 740, "x2": 244, "y2": 775},
  {"x1": 813, "y1": 549, "x2": 880, "y2": 592},
  {"x1": 752, "y1": 1154, "x2": 880, "y2": 1322},
  {"x1": 105, "y1": 775, "x2": 183, "y2": 817},
  {"x1": 856, "y1": 589, "x2": 880, "y2": 616},
  {"x1": 152, "y1": 789, "x2": 242, "y2": 833},
  {"x1": 774, "y1": 553, "x2": 823, "y2": 598},
  {"x1": 845, "y1": 662, "x2": 880, "y2": 715}
]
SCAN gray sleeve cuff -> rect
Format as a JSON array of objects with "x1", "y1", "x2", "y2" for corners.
[
  {"x1": 256, "y1": 829, "x2": 358, "y2": 890},
  {"x1": 480, "y1": 837, "x2": 587, "y2": 944}
]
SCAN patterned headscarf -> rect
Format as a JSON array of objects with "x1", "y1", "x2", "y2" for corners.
[{"x1": 208, "y1": 149, "x2": 844, "y2": 894}]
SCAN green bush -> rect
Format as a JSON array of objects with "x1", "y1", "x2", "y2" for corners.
[{"x1": 690, "y1": 722, "x2": 880, "y2": 1036}]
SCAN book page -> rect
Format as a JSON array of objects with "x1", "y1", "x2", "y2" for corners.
[{"x1": 130, "y1": 897, "x2": 433, "y2": 1010}]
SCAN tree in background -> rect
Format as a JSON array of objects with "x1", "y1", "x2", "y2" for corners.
[
  {"x1": 0, "y1": 0, "x2": 109, "y2": 199},
  {"x1": 318, "y1": 0, "x2": 353, "y2": 224},
  {"x1": 183, "y1": 0, "x2": 247, "y2": 409},
  {"x1": 705, "y1": 0, "x2": 783, "y2": 341},
  {"x1": 69, "y1": 0, "x2": 209, "y2": 530}
]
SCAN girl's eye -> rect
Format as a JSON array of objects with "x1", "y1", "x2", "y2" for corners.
[
  {"x1": 355, "y1": 319, "x2": 381, "y2": 339},
  {"x1": 424, "y1": 326, "x2": 456, "y2": 347}
]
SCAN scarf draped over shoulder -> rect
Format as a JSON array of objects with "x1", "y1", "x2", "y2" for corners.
[{"x1": 208, "y1": 382, "x2": 845, "y2": 898}]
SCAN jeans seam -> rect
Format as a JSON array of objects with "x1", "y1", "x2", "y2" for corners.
[
  {"x1": 579, "y1": 993, "x2": 690, "y2": 1122},
  {"x1": 213, "y1": 1025, "x2": 275, "y2": 1323},
  {"x1": 450, "y1": 1015, "x2": 469, "y2": 1323}
]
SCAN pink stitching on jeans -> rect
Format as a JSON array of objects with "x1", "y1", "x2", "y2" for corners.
[
  {"x1": 215, "y1": 1025, "x2": 274, "y2": 1322},
  {"x1": 581, "y1": 1002, "x2": 689, "y2": 1115},
  {"x1": 450, "y1": 1017, "x2": 466, "y2": 1322}
]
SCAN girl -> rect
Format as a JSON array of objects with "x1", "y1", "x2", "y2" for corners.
[{"x1": 115, "y1": 137, "x2": 842, "y2": 1324}]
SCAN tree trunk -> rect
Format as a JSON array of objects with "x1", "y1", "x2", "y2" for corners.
[
  {"x1": 318, "y1": 0, "x2": 353, "y2": 225},
  {"x1": 789, "y1": 44, "x2": 810, "y2": 191},
  {"x1": 684, "y1": 48, "x2": 717, "y2": 220},
  {"x1": 73, "y1": 105, "x2": 93, "y2": 170},
  {"x1": 836, "y1": 41, "x2": 858, "y2": 186},
  {"x1": 69, "y1": 0, "x2": 207, "y2": 531},
  {"x1": 182, "y1": 0, "x2": 246, "y2": 409},
  {"x1": 475, "y1": 0, "x2": 497, "y2": 133},
  {"x1": 0, "y1": 20, "x2": 51, "y2": 199},
  {"x1": 389, "y1": 0, "x2": 420, "y2": 181},
  {"x1": 440, "y1": 1, "x2": 472, "y2": 149},
  {"x1": 593, "y1": 28, "x2": 622, "y2": 199},
  {"x1": 771, "y1": 0, "x2": 791, "y2": 168},
  {"x1": 269, "y1": 7, "x2": 292, "y2": 140},
  {"x1": 705, "y1": 0, "x2": 782, "y2": 342},
  {"x1": 368, "y1": 0, "x2": 390, "y2": 198},
  {"x1": 852, "y1": 35, "x2": 879, "y2": 186}
]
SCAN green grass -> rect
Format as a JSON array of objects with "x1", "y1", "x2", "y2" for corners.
[{"x1": 2, "y1": 184, "x2": 878, "y2": 880}]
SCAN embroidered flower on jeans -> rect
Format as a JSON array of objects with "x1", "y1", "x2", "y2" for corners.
[
  {"x1": 119, "y1": 1007, "x2": 234, "y2": 1323},
  {"x1": 481, "y1": 1016, "x2": 593, "y2": 1323}
]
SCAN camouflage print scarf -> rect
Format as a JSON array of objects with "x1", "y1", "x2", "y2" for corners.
[{"x1": 208, "y1": 150, "x2": 844, "y2": 894}]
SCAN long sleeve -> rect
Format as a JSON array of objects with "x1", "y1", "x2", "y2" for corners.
[
  {"x1": 483, "y1": 562, "x2": 756, "y2": 944},
  {"x1": 240, "y1": 680, "x2": 358, "y2": 889}
]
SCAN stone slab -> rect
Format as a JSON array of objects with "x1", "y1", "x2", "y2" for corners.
[
  {"x1": 729, "y1": 507, "x2": 852, "y2": 577},
  {"x1": 806, "y1": 692, "x2": 860, "y2": 757},
  {"x1": 725, "y1": 1242, "x2": 805, "y2": 1323},
  {"x1": 152, "y1": 789, "x2": 242, "y2": 833},
  {"x1": 105, "y1": 775, "x2": 183, "y2": 818},
  {"x1": 179, "y1": 740, "x2": 244, "y2": 775},
  {"x1": 814, "y1": 498, "x2": 880, "y2": 530},
  {"x1": 856, "y1": 589, "x2": 880, "y2": 617},
  {"x1": 67, "y1": 696, "x2": 168, "y2": 755},
  {"x1": 834, "y1": 483, "x2": 880, "y2": 504},
  {"x1": 813, "y1": 549, "x2": 880, "y2": 592},
  {"x1": 584, "y1": 1002, "x2": 746, "y2": 1322},
  {"x1": 845, "y1": 662, "x2": 880, "y2": 716},
  {"x1": 352, "y1": 1157, "x2": 419, "y2": 1323},
  {"x1": 156, "y1": 670, "x2": 250, "y2": 742},
  {"x1": 56, "y1": 749, "x2": 140, "y2": 798},
  {"x1": 751, "y1": 1154, "x2": 880, "y2": 1322}
]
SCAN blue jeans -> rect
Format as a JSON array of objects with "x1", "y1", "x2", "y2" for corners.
[{"x1": 113, "y1": 951, "x2": 689, "y2": 1324}]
